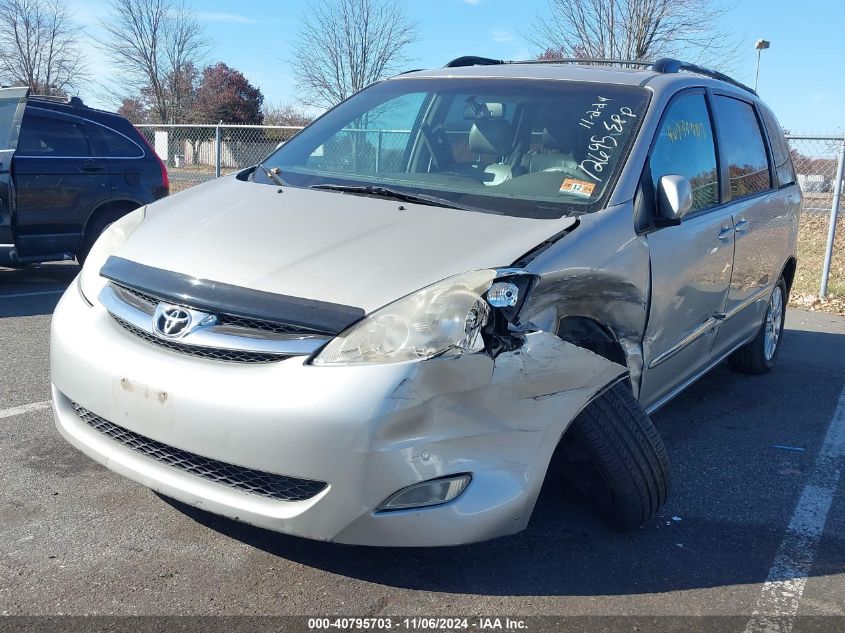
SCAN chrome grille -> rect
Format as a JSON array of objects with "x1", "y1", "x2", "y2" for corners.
[
  {"x1": 111, "y1": 315, "x2": 287, "y2": 364},
  {"x1": 216, "y1": 313, "x2": 320, "y2": 335},
  {"x1": 99, "y1": 282, "x2": 331, "y2": 363},
  {"x1": 116, "y1": 284, "x2": 158, "y2": 309},
  {"x1": 115, "y1": 284, "x2": 319, "y2": 335},
  {"x1": 71, "y1": 402, "x2": 328, "y2": 502}
]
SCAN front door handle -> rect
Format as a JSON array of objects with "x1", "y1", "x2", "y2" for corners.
[
  {"x1": 718, "y1": 225, "x2": 734, "y2": 242},
  {"x1": 735, "y1": 218, "x2": 750, "y2": 233}
]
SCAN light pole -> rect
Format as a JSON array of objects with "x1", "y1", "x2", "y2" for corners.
[{"x1": 754, "y1": 39, "x2": 770, "y2": 91}]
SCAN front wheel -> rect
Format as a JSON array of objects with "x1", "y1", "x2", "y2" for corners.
[
  {"x1": 550, "y1": 381, "x2": 671, "y2": 530},
  {"x1": 728, "y1": 278, "x2": 787, "y2": 375}
]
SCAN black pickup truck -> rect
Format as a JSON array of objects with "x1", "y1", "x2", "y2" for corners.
[{"x1": 0, "y1": 87, "x2": 168, "y2": 265}]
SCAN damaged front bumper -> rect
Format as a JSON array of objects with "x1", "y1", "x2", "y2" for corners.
[{"x1": 51, "y1": 284, "x2": 626, "y2": 546}]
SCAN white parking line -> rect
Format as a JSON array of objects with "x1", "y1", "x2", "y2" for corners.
[
  {"x1": 744, "y1": 385, "x2": 845, "y2": 633},
  {"x1": 0, "y1": 289, "x2": 65, "y2": 299},
  {"x1": 0, "y1": 400, "x2": 51, "y2": 419}
]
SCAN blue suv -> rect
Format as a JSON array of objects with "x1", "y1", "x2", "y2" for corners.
[{"x1": 0, "y1": 87, "x2": 169, "y2": 265}]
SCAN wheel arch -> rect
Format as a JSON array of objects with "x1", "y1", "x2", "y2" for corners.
[
  {"x1": 779, "y1": 256, "x2": 797, "y2": 295},
  {"x1": 556, "y1": 315, "x2": 630, "y2": 369},
  {"x1": 82, "y1": 199, "x2": 144, "y2": 237}
]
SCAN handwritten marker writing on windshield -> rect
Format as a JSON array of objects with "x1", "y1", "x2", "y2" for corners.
[
  {"x1": 577, "y1": 106, "x2": 638, "y2": 182},
  {"x1": 579, "y1": 96, "x2": 611, "y2": 129}
]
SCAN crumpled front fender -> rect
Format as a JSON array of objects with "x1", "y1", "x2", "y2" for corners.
[{"x1": 334, "y1": 332, "x2": 628, "y2": 545}]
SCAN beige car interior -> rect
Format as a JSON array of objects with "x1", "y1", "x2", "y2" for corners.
[{"x1": 464, "y1": 103, "x2": 580, "y2": 186}]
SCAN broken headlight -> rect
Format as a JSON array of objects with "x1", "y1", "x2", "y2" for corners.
[{"x1": 312, "y1": 270, "x2": 499, "y2": 365}]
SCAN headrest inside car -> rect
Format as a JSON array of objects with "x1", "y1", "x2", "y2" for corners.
[
  {"x1": 469, "y1": 119, "x2": 515, "y2": 156},
  {"x1": 463, "y1": 101, "x2": 506, "y2": 120},
  {"x1": 540, "y1": 126, "x2": 576, "y2": 153},
  {"x1": 542, "y1": 128, "x2": 562, "y2": 150}
]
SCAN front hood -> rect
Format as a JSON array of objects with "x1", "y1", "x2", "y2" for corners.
[{"x1": 116, "y1": 175, "x2": 577, "y2": 313}]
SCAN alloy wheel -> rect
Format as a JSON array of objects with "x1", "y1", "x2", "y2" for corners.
[{"x1": 764, "y1": 285, "x2": 783, "y2": 361}]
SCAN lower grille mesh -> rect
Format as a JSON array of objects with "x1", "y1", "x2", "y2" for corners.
[{"x1": 71, "y1": 402, "x2": 327, "y2": 502}]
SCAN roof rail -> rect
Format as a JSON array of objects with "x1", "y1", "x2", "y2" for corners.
[
  {"x1": 514, "y1": 58, "x2": 654, "y2": 68},
  {"x1": 444, "y1": 56, "x2": 653, "y2": 69},
  {"x1": 441, "y1": 55, "x2": 756, "y2": 95},
  {"x1": 651, "y1": 58, "x2": 757, "y2": 95},
  {"x1": 28, "y1": 94, "x2": 87, "y2": 107},
  {"x1": 445, "y1": 56, "x2": 504, "y2": 68}
]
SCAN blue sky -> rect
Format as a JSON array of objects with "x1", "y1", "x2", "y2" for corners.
[{"x1": 74, "y1": 0, "x2": 843, "y2": 134}]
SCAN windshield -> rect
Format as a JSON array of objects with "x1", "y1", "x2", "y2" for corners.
[{"x1": 255, "y1": 78, "x2": 650, "y2": 219}]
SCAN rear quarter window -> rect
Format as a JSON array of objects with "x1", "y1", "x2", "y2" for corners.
[
  {"x1": 759, "y1": 106, "x2": 795, "y2": 187},
  {"x1": 90, "y1": 123, "x2": 144, "y2": 158}
]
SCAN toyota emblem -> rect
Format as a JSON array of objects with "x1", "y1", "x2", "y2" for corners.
[{"x1": 154, "y1": 305, "x2": 192, "y2": 338}]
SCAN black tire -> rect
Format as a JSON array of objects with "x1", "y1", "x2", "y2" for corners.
[
  {"x1": 551, "y1": 382, "x2": 670, "y2": 530},
  {"x1": 728, "y1": 277, "x2": 787, "y2": 375},
  {"x1": 76, "y1": 209, "x2": 132, "y2": 265}
]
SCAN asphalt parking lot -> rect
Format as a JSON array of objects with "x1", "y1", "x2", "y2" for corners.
[{"x1": 1, "y1": 262, "x2": 844, "y2": 630}]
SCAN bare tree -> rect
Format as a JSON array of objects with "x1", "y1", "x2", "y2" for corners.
[
  {"x1": 291, "y1": 0, "x2": 418, "y2": 109},
  {"x1": 100, "y1": 0, "x2": 209, "y2": 123},
  {"x1": 263, "y1": 102, "x2": 313, "y2": 127},
  {"x1": 0, "y1": 0, "x2": 86, "y2": 95},
  {"x1": 526, "y1": 0, "x2": 740, "y2": 69}
]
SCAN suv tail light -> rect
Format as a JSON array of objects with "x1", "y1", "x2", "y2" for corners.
[
  {"x1": 158, "y1": 154, "x2": 170, "y2": 193},
  {"x1": 136, "y1": 128, "x2": 169, "y2": 197}
]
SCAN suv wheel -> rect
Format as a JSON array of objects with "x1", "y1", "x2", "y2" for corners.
[
  {"x1": 550, "y1": 381, "x2": 670, "y2": 530},
  {"x1": 728, "y1": 277, "x2": 787, "y2": 375}
]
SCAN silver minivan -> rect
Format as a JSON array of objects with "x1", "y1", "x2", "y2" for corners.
[{"x1": 50, "y1": 58, "x2": 799, "y2": 546}]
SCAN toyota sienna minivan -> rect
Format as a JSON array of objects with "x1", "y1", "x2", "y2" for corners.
[{"x1": 50, "y1": 57, "x2": 799, "y2": 546}]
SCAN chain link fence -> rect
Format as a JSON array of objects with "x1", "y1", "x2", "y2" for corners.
[
  {"x1": 785, "y1": 135, "x2": 845, "y2": 303},
  {"x1": 135, "y1": 124, "x2": 306, "y2": 192},
  {"x1": 132, "y1": 124, "x2": 845, "y2": 304}
]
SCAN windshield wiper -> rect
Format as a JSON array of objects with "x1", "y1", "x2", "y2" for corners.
[
  {"x1": 309, "y1": 183, "x2": 470, "y2": 211},
  {"x1": 257, "y1": 164, "x2": 286, "y2": 186}
]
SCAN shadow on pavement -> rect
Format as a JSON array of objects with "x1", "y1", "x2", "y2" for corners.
[
  {"x1": 0, "y1": 263, "x2": 78, "y2": 317},
  {"x1": 167, "y1": 495, "x2": 812, "y2": 597}
]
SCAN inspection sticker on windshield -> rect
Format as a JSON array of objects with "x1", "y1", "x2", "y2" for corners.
[{"x1": 559, "y1": 178, "x2": 595, "y2": 197}]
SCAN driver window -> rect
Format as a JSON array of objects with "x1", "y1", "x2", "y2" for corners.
[
  {"x1": 650, "y1": 93, "x2": 719, "y2": 212},
  {"x1": 305, "y1": 92, "x2": 426, "y2": 174}
]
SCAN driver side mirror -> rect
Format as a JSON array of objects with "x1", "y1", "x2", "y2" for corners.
[{"x1": 656, "y1": 175, "x2": 693, "y2": 225}]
